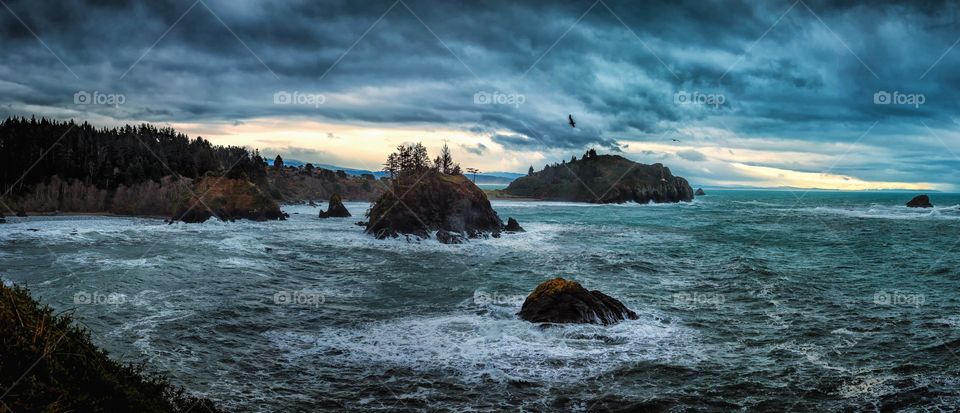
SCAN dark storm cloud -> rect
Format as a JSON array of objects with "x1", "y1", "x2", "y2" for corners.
[
  {"x1": 460, "y1": 142, "x2": 488, "y2": 155},
  {"x1": 1, "y1": 0, "x2": 960, "y2": 185}
]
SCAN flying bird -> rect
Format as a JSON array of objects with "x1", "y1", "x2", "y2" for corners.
[{"x1": 568, "y1": 114, "x2": 576, "y2": 128}]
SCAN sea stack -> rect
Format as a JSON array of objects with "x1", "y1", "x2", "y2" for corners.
[
  {"x1": 906, "y1": 195, "x2": 933, "y2": 208},
  {"x1": 504, "y1": 217, "x2": 525, "y2": 232},
  {"x1": 366, "y1": 171, "x2": 502, "y2": 243},
  {"x1": 319, "y1": 194, "x2": 351, "y2": 218},
  {"x1": 519, "y1": 278, "x2": 638, "y2": 325},
  {"x1": 695, "y1": 188, "x2": 706, "y2": 196}
]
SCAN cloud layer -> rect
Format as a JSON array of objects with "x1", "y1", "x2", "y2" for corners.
[{"x1": 1, "y1": 0, "x2": 959, "y2": 189}]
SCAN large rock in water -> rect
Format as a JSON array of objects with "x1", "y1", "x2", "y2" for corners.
[
  {"x1": 365, "y1": 171, "x2": 502, "y2": 242},
  {"x1": 319, "y1": 194, "x2": 351, "y2": 218},
  {"x1": 504, "y1": 217, "x2": 525, "y2": 232},
  {"x1": 502, "y1": 154, "x2": 693, "y2": 203},
  {"x1": 519, "y1": 278, "x2": 638, "y2": 325},
  {"x1": 172, "y1": 175, "x2": 286, "y2": 223},
  {"x1": 695, "y1": 188, "x2": 706, "y2": 196},
  {"x1": 906, "y1": 195, "x2": 933, "y2": 208}
]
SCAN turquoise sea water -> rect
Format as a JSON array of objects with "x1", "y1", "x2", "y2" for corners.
[{"x1": 2, "y1": 190, "x2": 960, "y2": 411}]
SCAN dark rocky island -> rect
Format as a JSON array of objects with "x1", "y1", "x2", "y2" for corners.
[
  {"x1": 504, "y1": 217, "x2": 525, "y2": 232},
  {"x1": 365, "y1": 143, "x2": 503, "y2": 243},
  {"x1": 695, "y1": 188, "x2": 706, "y2": 196},
  {"x1": 499, "y1": 150, "x2": 693, "y2": 203},
  {"x1": 519, "y1": 278, "x2": 638, "y2": 325},
  {"x1": 906, "y1": 194, "x2": 933, "y2": 208},
  {"x1": 318, "y1": 193, "x2": 351, "y2": 218}
]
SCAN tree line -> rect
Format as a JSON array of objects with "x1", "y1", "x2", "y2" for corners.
[
  {"x1": 383, "y1": 143, "x2": 462, "y2": 189},
  {"x1": 0, "y1": 117, "x2": 268, "y2": 195}
]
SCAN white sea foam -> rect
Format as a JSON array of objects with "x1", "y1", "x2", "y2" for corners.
[
  {"x1": 264, "y1": 309, "x2": 699, "y2": 385},
  {"x1": 789, "y1": 204, "x2": 960, "y2": 220}
]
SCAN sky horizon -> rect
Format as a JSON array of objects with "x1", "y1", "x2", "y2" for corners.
[{"x1": 2, "y1": 0, "x2": 959, "y2": 191}]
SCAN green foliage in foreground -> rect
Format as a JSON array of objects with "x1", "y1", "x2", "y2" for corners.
[{"x1": 0, "y1": 282, "x2": 226, "y2": 413}]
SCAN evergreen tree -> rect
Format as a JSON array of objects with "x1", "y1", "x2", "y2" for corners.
[
  {"x1": 273, "y1": 155, "x2": 284, "y2": 170},
  {"x1": 0, "y1": 117, "x2": 266, "y2": 195},
  {"x1": 528, "y1": 166, "x2": 534, "y2": 175}
]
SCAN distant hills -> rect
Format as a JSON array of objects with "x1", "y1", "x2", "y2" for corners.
[{"x1": 284, "y1": 159, "x2": 523, "y2": 184}]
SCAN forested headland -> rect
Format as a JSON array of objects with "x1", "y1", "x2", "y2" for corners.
[{"x1": 0, "y1": 117, "x2": 382, "y2": 220}]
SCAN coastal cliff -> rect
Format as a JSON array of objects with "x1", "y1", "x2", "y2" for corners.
[{"x1": 499, "y1": 152, "x2": 694, "y2": 203}]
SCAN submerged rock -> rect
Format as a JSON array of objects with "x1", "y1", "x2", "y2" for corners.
[
  {"x1": 436, "y1": 230, "x2": 465, "y2": 244},
  {"x1": 366, "y1": 171, "x2": 502, "y2": 241},
  {"x1": 519, "y1": 278, "x2": 638, "y2": 325},
  {"x1": 504, "y1": 217, "x2": 525, "y2": 232},
  {"x1": 319, "y1": 193, "x2": 351, "y2": 218},
  {"x1": 695, "y1": 188, "x2": 706, "y2": 196},
  {"x1": 906, "y1": 195, "x2": 933, "y2": 208}
]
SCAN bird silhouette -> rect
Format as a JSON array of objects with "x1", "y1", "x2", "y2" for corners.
[
  {"x1": 568, "y1": 114, "x2": 576, "y2": 128},
  {"x1": 671, "y1": 139, "x2": 679, "y2": 142}
]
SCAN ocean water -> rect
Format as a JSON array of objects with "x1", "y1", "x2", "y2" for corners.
[{"x1": 2, "y1": 190, "x2": 960, "y2": 411}]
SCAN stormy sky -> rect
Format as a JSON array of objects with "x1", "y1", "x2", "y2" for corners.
[{"x1": 1, "y1": 0, "x2": 959, "y2": 190}]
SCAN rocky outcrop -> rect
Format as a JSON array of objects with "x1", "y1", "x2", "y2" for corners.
[
  {"x1": 172, "y1": 175, "x2": 286, "y2": 223},
  {"x1": 504, "y1": 217, "x2": 525, "y2": 232},
  {"x1": 366, "y1": 171, "x2": 502, "y2": 242},
  {"x1": 906, "y1": 195, "x2": 933, "y2": 208},
  {"x1": 266, "y1": 167, "x2": 383, "y2": 203},
  {"x1": 502, "y1": 154, "x2": 693, "y2": 204},
  {"x1": 695, "y1": 188, "x2": 706, "y2": 196},
  {"x1": 318, "y1": 194, "x2": 351, "y2": 218},
  {"x1": 435, "y1": 230, "x2": 465, "y2": 244},
  {"x1": 519, "y1": 278, "x2": 638, "y2": 325}
]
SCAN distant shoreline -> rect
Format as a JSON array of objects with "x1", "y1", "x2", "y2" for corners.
[{"x1": 11, "y1": 211, "x2": 169, "y2": 220}]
